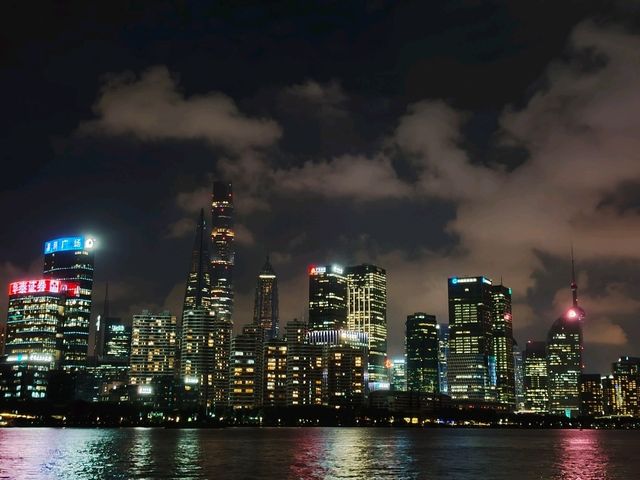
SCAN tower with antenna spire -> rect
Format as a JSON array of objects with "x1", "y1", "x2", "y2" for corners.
[{"x1": 546, "y1": 249, "x2": 585, "y2": 418}]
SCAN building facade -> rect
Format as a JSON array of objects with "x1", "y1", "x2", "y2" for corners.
[
  {"x1": 524, "y1": 341, "x2": 548, "y2": 412},
  {"x1": 263, "y1": 339, "x2": 287, "y2": 407},
  {"x1": 180, "y1": 211, "x2": 216, "y2": 407},
  {"x1": 2, "y1": 279, "x2": 78, "y2": 399},
  {"x1": 229, "y1": 325, "x2": 264, "y2": 409},
  {"x1": 447, "y1": 276, "x2": 495, "y2": 402},
  {"x1": 437, "y1": 324, "x2": 449, "y2": 395},
  {"x1": 43, "y1": 236, "x2": 96, "y2": 370},
  {"x1": 308, "y1": 264, "x2": 348, "y2": 331},
  {"x1": 390, "y1": 358, "x2": 407, "y2": 392},
  {"x1": 491, "y1": 284, "x2": 516, "y2": 408},
  {"x1": 210, "y1": 181, "x2": 234, "y2": 322},
  {"x1": 610, "y1": 356, "x2": 640, "y2": 416},
  {"x1": 346, "y1": 264, "x2": 388, "y2": 389},
  {"x1": 406, "y1": 313, "x2": 439, "y2": 394},
  {"x1": 253, "y1": 257, "x2": 279, "y2": 341},
  {"x1": 129, "y1": 310, "x2": 177, "y2": 407},
  {"x1": 580, "y1": 373, "x2": 603, "y2": 417}
]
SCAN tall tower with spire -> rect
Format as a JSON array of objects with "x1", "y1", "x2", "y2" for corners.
[
  {"x1": 546, "y1": 250, "x2": 585, "y2": 417},
  {"x1": 253, "y1": 256, "x2": 279, "y2": 341},
  {"x1": 183, "y1": 209, "x2": 212, "y2": 311},
  {"x1": 180, "y1": 209, "x2": 216, "y2": 407},
  {"x1": 210, "y1": 181, "x2": 234, "y2": 322}
]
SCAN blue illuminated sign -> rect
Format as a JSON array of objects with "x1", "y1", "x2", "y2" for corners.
[
  {"x1": 450, "y1": 277, "x2": 458, "y2": 284},
  {"x1": 44, "y1": 236, "x2": 95, "y2": 254}
]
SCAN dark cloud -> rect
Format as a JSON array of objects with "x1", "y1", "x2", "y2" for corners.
[{"x1": 2, "y1": 2, "x2": 640, "y2": 375}]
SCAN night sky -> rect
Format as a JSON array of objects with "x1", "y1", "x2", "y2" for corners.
[{"x1": 2, "y1": 1, "x2": 640, "y2": 374}]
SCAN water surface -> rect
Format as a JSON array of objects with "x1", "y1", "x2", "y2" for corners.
[{"x1": 0, "y1": 428, "x2": 637, "y2": 479}]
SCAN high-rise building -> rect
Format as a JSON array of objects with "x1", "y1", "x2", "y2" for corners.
[
  {"x1": 211, "y1": 317, "x2": 232, "y2": 408},
  {"x1": 437, "y1": 324, "x2": 449, "y2": 395},
  {"x1": 180, "y1": 308, "x2": 216, "y2": 406},
  {"x1": 102, "y1": 319, "x2": 131, "y2": 362},
  {"x1": 513, "y1": 345, "x2": 526, "y2": 411},
  {"x1": 580, "y1": 373, "x2": 603, "y2": 417},
  {"x1": 180, "y1": 211, "x2": 216, "y2": 407},
  {"x1": 447, "y1": 276, "x2": 495, "y2": 402},
  {"x1": 308, "y1": 264, "x2": 347, "y2": 331},
  {"x1": 129, "y1": 310, "x2": 177, "y2": 407},
  {"x1": 346, "y1": 264, "x2": 387, "y2": 389},
  {"x1": 405, "y1": 313, "x2": 439, "y2": 394},
  {"x1": 284, "y1": 319, "x2": 320, "y2": 406},
  {"x1": 183, "y1": 209, "x2": 213, "y2": 311},
  {"x1": 547, "y1": 259, "x2": 584, "y2": 418},
  {"x1": 1, "y1": 279, "x2": 79, "y2": 399},
  {"x1": 524, "y1": 341, "x2": 548, "y2": 412},
  {"x1": 253, "y1": 256, "x2": 279, "y2": 341},
  {"x1": 229, "y1": 325, "x2": 264, "y2": 409},
  {"x1": 307, "y1": 330, "x2": 368, "y2": 407},
  {"x1": 0, "y1": 321, "x2": 7, "y2": 356},
  {"x1": 491, "y1": 284, "x2": 516, "y2": 408},
  {"x1": 610, "y1": 356, "x2": 640, "y2": 416},
  {"x1": 390, "y1": 358, "x2": 407, "y2": 392},
  {"x1": 43, "y1": 236, "x2": 96, "y2": 370},
  {"x1": 263, "y1": 339, "x2": 287, "y2": 407},
  {"x1": 211, "y1": 181, "x2": 234, "y2": 322},
  {"x1": 601, "y1": 375, "x2": 616, "y2": 416}
]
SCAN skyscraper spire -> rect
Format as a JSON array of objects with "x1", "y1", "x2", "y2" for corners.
[
  {"x1": 183, "y1": 208, "x2": 212, "y2": 311},
  {"x1": 103, "y1": 281, "x2": 110, "y2": 320},
  {"x1": 570, "y1": 245, "x2": 578, "y2": 308}
]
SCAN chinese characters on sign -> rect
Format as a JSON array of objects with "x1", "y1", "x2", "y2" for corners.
[{"x1": 8, "y1": 279, "x2": 80, "y2": 297}]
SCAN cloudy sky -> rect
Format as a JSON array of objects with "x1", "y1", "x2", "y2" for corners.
[{"x1": 2, "y1": 1, "x2": 640, "y2": 373}]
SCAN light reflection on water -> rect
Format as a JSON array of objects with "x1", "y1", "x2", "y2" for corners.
[{"x1": 0, "y1": 428, "x2": 638, "y2": 479}]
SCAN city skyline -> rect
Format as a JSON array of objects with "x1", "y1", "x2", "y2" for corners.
[{"x1": 2, "y1": 2, "x2": 640, "y2": 377}]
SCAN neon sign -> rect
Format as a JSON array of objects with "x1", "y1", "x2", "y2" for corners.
[
  {"x1": 44, "y1": 236, "x2": 96, "y2": 254},
  {"x1": 309, "y1": 265, "x2": 326, "y2": 275},
  {"x1": 6, "y1": 353, "x2": 54, "y2": 363},
  {"x1": 450, "y1": 277, "x2": 477, "y2": 284},
  {"x1": 8, "y1": 279, "x2": 80, "y2": 297}
]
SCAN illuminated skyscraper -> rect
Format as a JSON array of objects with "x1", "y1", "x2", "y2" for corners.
[
  {"x1": 491, "y1": 284, "x2": 516, "y2": 408},
  {"x1": 390, "y1": 358, "x2": 407, "y2": 392},
  {"x1": 447, "y1": 276, "x2": 495, "y2": 402},
  {"x1": 405, "y1": 313, "x2": 439, "y2": 394},
  {"x1": 346, "y1": 264, "x2": 387, "y2": 388},
  {"x1": 610, "y1": 356, "x2": 640, "y2": 416},
  {"x1": 2, "y1": 279, "x2": 79, "y2": 399},
  {"x1": 43, "y1": 236, "x2": 96, "y2": 370},
  {"x1": 580, "y1": 373, "x2": 603, "y2": 417},
  {"x1": 129, "y1": 310, "x2": 177, "y2": 407},
  {"x1": 437, "y1": 324, "x2": 449, "y2": 394},
  {"x1": 229, "y1": 324, "x2": 264, "y2": 409},
  {"x1": 253, "y1": 256, "x2": 279, "y2": 341},
  {"x1": 211, "y1": 181, "x2": 234, "y2": 322},
  {"x1": 546, "y1": 258, "x2": 584, "y2": 418},
  {"x1": 263, "y1": 338, "x2": 287, "y2": 407},
  {"x1": 183, "y1": 209, "x2": 213, "y2": 311},
  {"x1": 0, "y1": 322, "x2": 6, "y2": 355},
  {"x1": 524, "y1": 341, "x2": 548, "y2": 412},
  {"x1": 308, "y1": 264, "x2": 347, "y2": 331},
  {"x1": 284, "y1": 319, "x2": 321, "y2": 406},
  {"x1": 180, "y1": 210, "x2": 216, "y2": 406},
  {"x1": 306, "y1": 330, "x2": 368, "y2": 407},
  {"x1": 513, "y1": 345, "x2": 526, "y2": 411},
  {"x1": 102, "y1": 319, "x2": 131, "y2": 362},
  {"x1": 211, "y1": 317, "x2": 232, "y2": 408}
]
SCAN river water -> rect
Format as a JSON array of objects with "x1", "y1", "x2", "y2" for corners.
[{"x1": 0, "y1": 427, "x2": 637, "y2": 479}]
